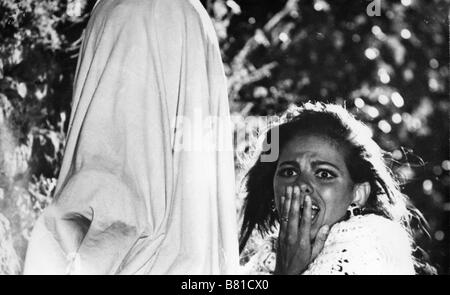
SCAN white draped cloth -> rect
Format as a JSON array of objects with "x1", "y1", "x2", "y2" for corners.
[{"x1": 24, "y1": 0, "x2": 239, "y2": 275}]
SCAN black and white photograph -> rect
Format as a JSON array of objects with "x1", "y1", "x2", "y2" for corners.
[{"x1": 0, "y1": 0, "x2": 448, "y2": 279}]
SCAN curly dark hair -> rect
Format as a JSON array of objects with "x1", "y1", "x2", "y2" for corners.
[{"x1": 239, "y1": 102, "x2": 435, "y2": 274}]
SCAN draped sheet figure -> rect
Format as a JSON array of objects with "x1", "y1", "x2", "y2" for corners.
[{"x1": 24, "y1": 0, "x2": 239, "y2": 275}]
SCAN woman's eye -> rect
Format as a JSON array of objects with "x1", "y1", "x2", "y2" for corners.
[
  {"x1": 278, "y1": 168, "x2": 298, "y2": 177},
  {"x1": 316, "y1": 169, "x2": 336, "y2": 179}
]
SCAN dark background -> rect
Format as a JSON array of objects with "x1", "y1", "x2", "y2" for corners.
[{"x1": 0, "y1": 0, "x2": 448, "y2": 274}]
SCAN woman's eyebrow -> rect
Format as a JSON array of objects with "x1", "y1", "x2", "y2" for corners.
[
  {"x1": 278, "y1": 160, "x2": 299, "y2": 167},
  {"x1": 312, "y1": 160, "x2": 342, "y2": 173}
]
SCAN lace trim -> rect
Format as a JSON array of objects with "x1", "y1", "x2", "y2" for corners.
[{"x1": 302, "y1": 214, "x2": 415, "y2": 275}]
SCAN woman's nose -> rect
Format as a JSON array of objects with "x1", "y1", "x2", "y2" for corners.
[
  {"x1": 295, "y1": 173, "x2": 314, "y2": 194},
  {"x1": 299, "y1": 183, "x2": 313, "y2": 195}
]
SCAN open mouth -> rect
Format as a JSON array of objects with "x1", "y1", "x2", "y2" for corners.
[
  {"x1": 300, "y1": 203, "x2": 320, "y2": 223},
  {"x1": 311, "y1": 204, "x2": 320, "y2": 222}
]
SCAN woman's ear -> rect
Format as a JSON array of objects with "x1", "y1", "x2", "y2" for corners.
[{"x1": 352, "y1": 182, "x2": 371, "y2": 207}]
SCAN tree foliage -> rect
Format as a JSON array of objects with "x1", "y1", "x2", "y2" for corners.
[
  {"x1": 0, "y1": 0, "x2": 448, "y2": 273},
  {"x1": 205, "y1": 0, "x2": 448, "y2": 274}
]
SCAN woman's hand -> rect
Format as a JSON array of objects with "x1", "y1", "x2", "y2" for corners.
[{"x1": 275, "y1": 186, "x2": 330, "y2": 275}]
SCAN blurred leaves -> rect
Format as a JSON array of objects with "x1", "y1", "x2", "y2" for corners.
[
  {"x1": 0, "y1": 0, "x2": 94, "y2": 273},
  {"x1": 204, "y1": 0, "x2": 449, "y2": 273},
  {"x1": 0, "y1": 0, "x2": 448, "y2": 273},
  {"x1": 0, "y1": 213, "x2": 20, "y2": 274}
]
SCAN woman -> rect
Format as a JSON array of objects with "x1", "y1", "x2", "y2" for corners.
[
  {"x1": 240, "y1": 102, "x2": 434, "y2": 275},
  {"x1": 24, "y1": 0, "x2": 239, "y2": 274}
]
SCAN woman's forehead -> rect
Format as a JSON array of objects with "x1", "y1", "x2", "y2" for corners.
[{"x1": 280, "y1": 134, "x2": 347, "y2": 164}]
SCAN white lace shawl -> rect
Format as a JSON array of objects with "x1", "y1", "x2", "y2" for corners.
[{"x1": 302, "y1": 214, "x2": 416, "y2": 275}]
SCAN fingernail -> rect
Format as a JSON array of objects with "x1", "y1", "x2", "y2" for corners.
[
  {"x1": 286, "y1": 186, "x2": 293, "y2": 197},
  {"x1": 305, "y1": 195, "x2": 311, "y2": 203},
  {"x1": 294, "y1": 186, "x2": 300, "y2": 197},
  {"x1": 322, "y1": 225, "x2": 329, "y2": 234}
]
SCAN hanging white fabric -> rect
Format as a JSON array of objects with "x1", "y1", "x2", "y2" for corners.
[{"x1": 24, "y1": 0, "x2": 239, "y2": 275}]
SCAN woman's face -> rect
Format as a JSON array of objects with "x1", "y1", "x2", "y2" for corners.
[{"x1": 273, "y1": 134, "x2": 355, "y2": 240}]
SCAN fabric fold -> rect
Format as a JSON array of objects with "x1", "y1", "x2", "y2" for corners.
[{"x1": 24, "y1": 0, "x2": 239, "y2": 275}]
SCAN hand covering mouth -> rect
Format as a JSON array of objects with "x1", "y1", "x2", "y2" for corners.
[{"x1": 300, "y1": 202, "x2": 321, "y2": 221}]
